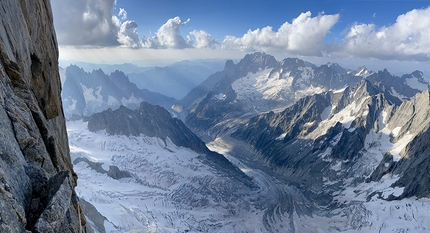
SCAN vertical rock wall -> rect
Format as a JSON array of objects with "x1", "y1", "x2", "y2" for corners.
[{"x1": 0, "y1": 0, "x2": 87, "y2": 232}]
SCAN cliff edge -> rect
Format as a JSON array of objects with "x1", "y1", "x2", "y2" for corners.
[{"x1": 0, "y1": 0, "x2": 87, "y2": 232}]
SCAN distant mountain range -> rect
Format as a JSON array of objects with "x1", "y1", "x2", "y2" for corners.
[
  {"x1": 60, "y1": 59, "x2": 226, "y2": 100},
  {"x1": 183, "y1": 52, "x2": 429, "y2": 137},
  {"x1": 59, "y1": 61, "x2": 152, "y2": 74},
  {"x1": 128, "y1": 59, "x2": 225, "y2": 99},
  {"x1": 65, "y1": 53, "x2": 430, "y2": 232},
  {"x1": 61, "y1": 65, "x2": 176, "y2": 119}
]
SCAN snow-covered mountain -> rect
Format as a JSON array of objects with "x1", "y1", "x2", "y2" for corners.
[
  {"x1": 65, "y1": 53, "x2": 430, "y2": 232},
  {"x1": 61, "y1": 65, "x2": 176, "y2": 119},
  {"x1": 68, "y1": 85, "x2": 430, "y2": 233},
  {"x1": 221, "y1": 79, "x2": 430, "y2": 232},
  {"x1": 69, "y1": 102, "x2": 308, "y2": 232},
  {"x1": 183, "y1": 52, "x2": 428, "y2": 137},
  {"x1": 59, "y1": 61, "x2": 152, "y2": 75}
]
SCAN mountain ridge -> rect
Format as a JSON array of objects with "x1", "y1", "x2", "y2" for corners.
[
  {"x1": 62, "y1": 64, "x2": 176, "y2": 119},
  {"x1": 184, "y1": 52, "x2": 429, "y2": 139}
]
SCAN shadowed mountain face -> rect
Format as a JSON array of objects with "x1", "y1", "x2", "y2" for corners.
[
  {"x1": 62, "y1": 65, "x2": 176, "y2": 119},
  {"x1": 0, "y1": 0, "x2": 87, "y2": 232}
]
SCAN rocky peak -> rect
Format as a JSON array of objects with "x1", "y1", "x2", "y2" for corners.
[
  {"x1": 0, "y1": 0, "x2": 86, "y2": 232},
  {"x1": 62, "y1": 64, "x2": 176, "y2": 119},
  {"x1": 326, "y1": 62, "x2": 347, "y2": 75},
  {"x1": 280, "y1": 57, "x2": 306, "y2": 68},
  {"x1": 237, "y1": 52, "x2": 278, "y2": 73},
  {"x1": 411, "y1": 70, "x2": 424, "y2": 78},
  {"x1": 355, "y1": 65, "x2": 372, "y2": 77},
  {"x1": 88, "y1": 102, "x2": 210, "y2": 154},
  {"x1": 366, "y1": 69, "x2": 420, "y2": 102},
  {"x1": 224, "y1": 59, "x2": 235, "y2": 70}
]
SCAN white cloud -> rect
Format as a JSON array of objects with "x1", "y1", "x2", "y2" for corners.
[
  {"x1": 142, "y1": 17, "x2": 193, "y2": 49},
  {"x1": 51, "y1": 2, "x2": 430, "y2": 63},
  {"x1": 340, "y1": 7, "x2": 430, "y2": 61},
  {"x1": 52, "y1": 1, "x2": 142, "y2": 48},
  {"x1": 118, "y1": 8, "x2": 127, "y2": 21},
  {"x1": 51, "y1": 1, "x2": 217, "y2": 50},
  {"x1": 117, "y1": 20, "x2": 140, "y2": 48},
  {"x1": 187, "y1": 30, "x2": 218, "y2": 49},
  {"x1": 222, "y1": 11, "x2": 339, "y2": 55},
  {"x1": 141, "y1": 17, "x2": 218, "y2": 49},
  {"x1": 51, "y1": 0, "x2": 120, "y2": 46}
]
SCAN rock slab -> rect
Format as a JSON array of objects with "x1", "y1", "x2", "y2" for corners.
[{"x1": 0, "y1": 0, "x2": 88, "y2": 232}]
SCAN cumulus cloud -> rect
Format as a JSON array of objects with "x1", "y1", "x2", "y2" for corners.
[
  {"x1": 51, "y1": 0, "x2": 120, "y2": 46},
  {"x1": 51, "y1": 0, "x2": 217, "y2": 50},
  {"x1": 51, "y1": 2, "x2": 430, "y2": 62},
  {"x1": 187, "y1": 30, "x2": 218, "y2": 49},
  {"x1": 52, "y1": 0, "x2": 141, "y2": 48},
  {"x1": 142, "y1": 17, "x2": 193, "y2": 49},
  {"x1": 340, "y1": 7, "x2": 430, "y2": 60},
  {"x1": 117, "y1": 20, "x2": 140, "y2": 48},
  {"x1": 222, "y1": 11, "x2": 339, "y2": 55},
  {"x1": 141, "y1": 17, "x2": 218, "y2": 49}
]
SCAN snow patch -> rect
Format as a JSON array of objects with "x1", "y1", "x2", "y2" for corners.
[
  {"x1": 390, "y1": 132, "x2": 414, "y2": 162},
  {"x1": 81, "y1": 84, "x2": 102, "y2": 102},
  {"x1": 332, "y1": 87, "x2": 347, "y2": 94},
  {"x1": 390, "y1": 87, "x2": 408, "y2": 100},
  {"x1": 276, "y1": 133, "x2": 287, "y2": 140},
  {"x1": 406, "y1": 76, "x2": 427, "y2": 91},
  {"x1": 392, "y1": 126, "x2": 402, "y2": 137}
]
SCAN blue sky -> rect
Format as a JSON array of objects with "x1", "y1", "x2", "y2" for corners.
[
  {"x1": 52, "y1": 0, "x2": 430, "y2": 73},
  {"x1": 115, "y1": 0, "x2": 427, "y2": 41}
]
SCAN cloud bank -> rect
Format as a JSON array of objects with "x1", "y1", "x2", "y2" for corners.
[
  {"x1": 222, "y1": 12, "x2": 339, "y2": 56},
  {"x1": 52, "y1": 1, "x2": 430, "y2": 62},
  {"x1": 51, "y1": 0, "x2": 216, "y2": 49},
  {"x1": 340, "y1": 7, "x2": 430, "y2": 61},
  {"x1": 52, "y1": 0, "x2": 120, "y2": 46}
]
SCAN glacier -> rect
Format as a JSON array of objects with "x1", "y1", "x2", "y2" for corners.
[{"x1": 68, "y1": 119, "x2": 430, "y2": 233}]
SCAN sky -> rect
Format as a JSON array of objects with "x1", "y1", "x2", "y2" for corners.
[{"x1": 51, "y1": 0, "x2": 430, "y2": 73}]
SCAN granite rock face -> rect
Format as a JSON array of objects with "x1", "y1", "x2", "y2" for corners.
[{"x1": 0, "y1": 0, "x2": 87, "y2": 232}]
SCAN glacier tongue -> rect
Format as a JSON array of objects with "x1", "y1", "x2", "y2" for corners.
[
  {"x1": 68, "y1": 119, "x2": 430, "y2": 233},
  {"x1": 68, "y1": 121, "x2": 288, "y2": 232}
]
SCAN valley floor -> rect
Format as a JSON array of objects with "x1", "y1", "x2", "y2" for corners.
[{"x1": 68, "y1": 121, "x2": 430, "y2": 233}]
